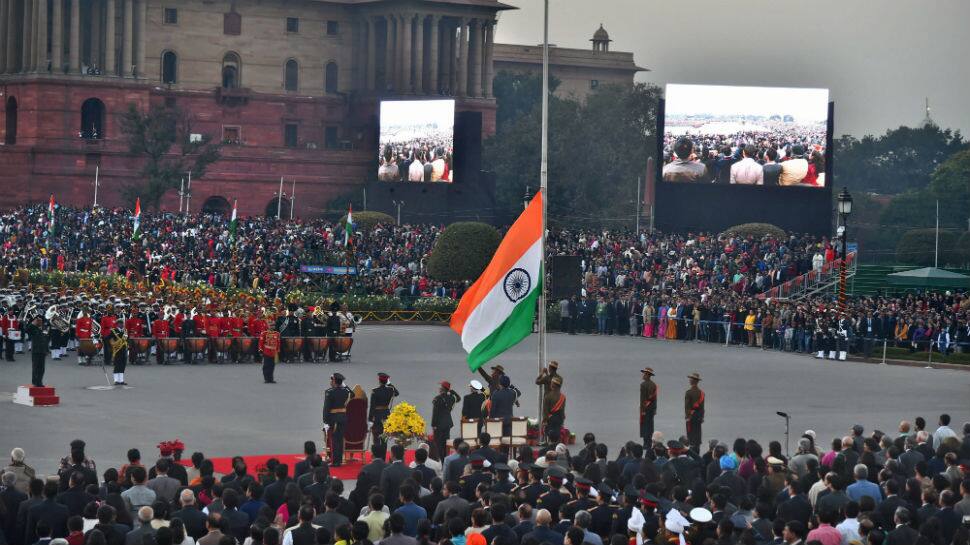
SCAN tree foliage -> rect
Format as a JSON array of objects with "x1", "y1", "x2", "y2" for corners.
[
  {"x1": 427, "y1": 222, "x2": 501, "y2": 282},
  {"x1": 342, "y1": 211, "x2": 395, "y2": 232},
  {"x1": 835, "y1": 124, "x2": 966, "y2": 195},
  {"x1": 120, "y1": 104, "x2": 222, "y2": 210},
  {"x1": 895, "y1": 228, "x2": 962, "y2": 267},
  {"x1": 484, "y1": 71, "x2": 661, "y2": 227}
]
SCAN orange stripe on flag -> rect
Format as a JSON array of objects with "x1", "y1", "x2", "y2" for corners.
[{"x1": 450, "y1": 191, "x2": 542, "y2": 334}]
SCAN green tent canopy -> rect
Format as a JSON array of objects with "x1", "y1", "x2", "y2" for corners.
[{"x1": 886, "y1": 267, "x2": 970, "y2": 289}]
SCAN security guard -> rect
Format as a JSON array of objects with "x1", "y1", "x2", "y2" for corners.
[
  {"x1": 369, "y1": 372, "x2": 399, "y2": 447},
  {"x1": 323, "y1": 372, "x2": 353, "y2": 466},
  {"x1": 640, "y1": 367, "x2": 658, "y2": 446},
  {"x1": 684, "y1": 372, "x2": 705, "y2": 451}
]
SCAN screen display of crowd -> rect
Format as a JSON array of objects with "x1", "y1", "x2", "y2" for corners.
[
  {"x1": 378, "y1": 99, "x2": 455, "y2": 183},
  {"x1": 661, "y1": 84, "x2": 830, "y2": 187}
]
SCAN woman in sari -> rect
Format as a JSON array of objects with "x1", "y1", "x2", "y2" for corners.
[
  {"x1": 666, "y1": 303, "x2": 678, "y2": 340},
  {"x1": 642, "y1": 302, "x2": 655, "y2": 338},
  {"x1": 657, "y1": 302, "x2": 668, "y2": 339}
]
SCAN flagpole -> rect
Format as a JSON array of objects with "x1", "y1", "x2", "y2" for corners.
[
  {"x1": 93, "y1": 166, "x2": 100, "y2": 208},
  {"x1": 277, "y1": 176, "x2": 284, "y2": 220},
  {"x1": 290, "y1": 179, "x2": 296, "y2": 220},
  {"x1": 537, "y1": 0, "x2": 549, "y2": 418}
]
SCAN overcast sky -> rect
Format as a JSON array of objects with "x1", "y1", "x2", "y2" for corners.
[{"x1": 494, "y1": 0, "x2": 970, "y2": 138}]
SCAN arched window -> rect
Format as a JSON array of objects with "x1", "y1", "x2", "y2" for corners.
[
  {"x1": 284, "y1": 59, "x2": 299, "y2": 92},
  {"x1": 162, "y1": 51, "x2": 178, "y2": 84},
  {"x1": 265, "y1": 197, "x2": 291, "y2": 218},
  {"x1": 201, "y1": 196, "x2": 232, "y2": 217},
  {"x1": 222, "y1": 52, "x2": 241, "y2": 88},
  {"x1": 80, "y1": 98, "x2": 106, "y2": 139},
  {"x1": 325, "y1": 62, "x2": 338, "y2": 93},
  {"x1": 4, "y1": 97, "x2": 17, "y2": 145}
]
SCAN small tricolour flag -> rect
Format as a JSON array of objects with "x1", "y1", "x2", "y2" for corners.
[
  {"x1": 47, "y1": 194, "x2": 55, "y2": 234},
  {"x1": 450, "y1": 191, "x2": 543, "y2": 371},
  {"x1": 229, "y1": 199, "x2": 238, "y2": 241},
  {"x1": 132, "y1": 198, "x2": 141, "y2": 241},
  {"x1": 344, "y1": 205, "x2": 354, "y2": 246}
]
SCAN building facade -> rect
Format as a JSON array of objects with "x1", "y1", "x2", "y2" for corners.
[{"x1": 0, "y1": 0, "x2": 640, "y2": 217}]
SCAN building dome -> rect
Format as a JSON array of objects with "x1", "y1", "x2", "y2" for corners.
[
  {"x1": 592, "y1": 24, "x2": 610, "y2": 42},
  {"x1": 591, "y1": 24, "x2": 611, "y2": 51}
]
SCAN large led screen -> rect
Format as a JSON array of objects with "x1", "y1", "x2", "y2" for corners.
[
  {"x1": 661, "y1": 84, "x2": 830, "y2": 187},
  {"x1": 378, "y1": 99, "x2": 455, "y2": 183}
]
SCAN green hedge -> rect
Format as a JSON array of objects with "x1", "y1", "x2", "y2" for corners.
[
  {"x1": 895, "y1": 228, "x2": 962, "y2": 266},
  {"x1": 427, "y1": 222, "x2": 502, "y2": 282},
  {"x1": 342, "y1": 211, "x2": 396, "y2": 232},
  {"x1": 721, "y1": 222, "x2": 787, "y2": 240}
]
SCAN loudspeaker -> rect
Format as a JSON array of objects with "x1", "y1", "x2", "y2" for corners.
[
  {"x1": 551, "y1": 256, "x2": 582, "y2": 300},
  {"x1": 454, "y1": 111, "x2": 482, "y2": 184}
]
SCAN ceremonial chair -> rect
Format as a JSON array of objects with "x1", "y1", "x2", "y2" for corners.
[
  {"x1": 501, "y1": 417, "x2": 530, "y2": 454},
  {"x1": 460, "y1": 418, "x2": 480, "y2": 448},
  {"x1": 484, "y1": 418, "x2": 504, "y2": 448}
]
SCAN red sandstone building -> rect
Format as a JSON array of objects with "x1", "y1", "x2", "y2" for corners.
[{"x1": 0, "y1": 0, "x2": 642, "y2": 217}]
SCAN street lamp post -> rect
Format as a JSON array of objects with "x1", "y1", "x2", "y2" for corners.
[
  {"x1": 523, "y1": 186, "x2": 531, "y2": 211},
  {"x1": 837, "y1": 187, "x2": 853, "y2": 317},
  {"x1": 392, "y1": 200, "x2": 405, "y2": 225}
]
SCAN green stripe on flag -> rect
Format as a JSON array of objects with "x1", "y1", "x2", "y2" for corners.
[{"x1": 466, "y1": 276, "x2": 542, "y2": 371}]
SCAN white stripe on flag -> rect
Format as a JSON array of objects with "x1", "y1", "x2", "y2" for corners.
[{"x1": 459, "y1": 238, "x2": 542, "y2": 353}]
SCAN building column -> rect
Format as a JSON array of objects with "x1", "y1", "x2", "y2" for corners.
[
  {"x1": 447, "y1": 20, "x2": 456, "y2": 94},
  {"x1": 0, "y1": 0, "x2": 6, "y2": 73},
  {"x1": 22, "y1": 0, "x2": 33, "y2": 71},
  {"x1": 483, "y1": 19, "x2": 494, "y2": 98},
  {"x1": 121, "y1": 0, "x2": 131, "y2": 76},
  {"x1": 68, "y1": 0, "x2": 79, "y2": 72},
  {"x1": 5, "y1": 0, "x2": 17, "y2": 71},
  {"x1": 134, "y1": 0, "x2": 144, "y2": 77},
  {"x1": 395, "y1": 13, "x2": 405, "y2": 91},
  {"x1": 468, "y1": 19, "x2": 481, "y2": 98},
  {"x1": 90, "y1": 0, "x2": 101, "y2": 70},
  {"x1": 366, "y1": 16, "x2": 376, "y2": 90},
  {"x1": 36, "y1": 0, "x2": 47, "y2": 71},
  {"x1": 413, "y1": 14, "x2": 424, "y2": 94},
  {"x1": 50, "y1": 0, "x2": 62, "y2": 72},
  {"x1": 104, "y1": 0, "x2": 115, "y2": 75},
  {"x1": 428, "y1": 15, "x2": 440, "y2": 94},
  {"x1": 456, "y1": 18, "x2": 467, "y2": 97},
  {"x1": 401, "y1": 12, "x2": 412, "y2": 93},
  {"x1": 383, "y1": 15, "x2": 393, "y2": 91}
]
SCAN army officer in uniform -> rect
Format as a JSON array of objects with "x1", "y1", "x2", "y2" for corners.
[
  {"x1": 369, "y1": 372, "x2": 399, "y2": 448},
  {"x1": 323, "y1": 373, "x2": 353, "y2": 466}
]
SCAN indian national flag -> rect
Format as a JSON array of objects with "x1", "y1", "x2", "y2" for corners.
[
  {"x1": 451, "y1": 191, "x2": 543, "y2": 370},
  {"x1": 47, "y1": 194, "x2": 56, "y2": 234},
  {"x1": 132, "y1": 198, "x2": 141, "y2": 241},
  {"x1": 344, "y1": 205, "x2": 354, "y2": 246},
  {"x1": 229, "y1": 199, "x2": 238, "y2": 241}
]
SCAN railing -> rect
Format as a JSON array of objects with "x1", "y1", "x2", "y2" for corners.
[{"x1": 759, "y1": 252, "x2": 857, "y2": 301}]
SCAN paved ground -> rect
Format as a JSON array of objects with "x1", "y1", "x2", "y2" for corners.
[{"x1": 2, "y1": 325, "x2": 968, "y2": 477}]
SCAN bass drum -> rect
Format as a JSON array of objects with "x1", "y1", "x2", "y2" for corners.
[
  {"x1": 334, "y1": 336, "x2": 353, "y2": 355},
  {"x1": 184, "y1": 337, "x2": 208, "y2": 354},
  {"x1": 282, "y1": 337, "x2": 304, "y2": 354},
  {"x1": 78, "y1": 338, "x2": 100, "y2": 357},
  {"x1": 129, "y1": 337, "x2": 152, "y2": 355},
  {"x1": 155, "y1": 338, "x2": 179, "y2": 354}
]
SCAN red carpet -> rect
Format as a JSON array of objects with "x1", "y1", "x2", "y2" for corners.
[{"x1": 180, "y1": 449, "x2": 417, "y2": 481}]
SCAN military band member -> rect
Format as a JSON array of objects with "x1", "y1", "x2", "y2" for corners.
[
  {"x1": 180, "y1": 310, "x2": 197, "y2": 364},
  {"x1": 368, "y1": 372, "x2": 399, "y2": 448},
  {"x1": 206, "y1": 312, "x2": 222, "y2": 363},
  {"x1": 323, "y1": 372, "x2": 353, "y2": 466},
  {"x1": 684, "y1": 372, "x2": 705, "y2": 451},
  {"x1": 542, "y1": 376, "x2": 566, "y2": 446},
  {"x1": 639, "y1": 367, "x2": 658, "y2": 446},
  {"x1": 75, "y1": 309, "x2": 94, "y2": 366},
  {"x1": 325, "y1": 302, "x2": 341, "y2": 362},
  {"x1": 152, "y1": 312, "x2": 171, "y2": 365},
  {"x1": 125, "y1": 311, "x2": 145, "y2": 365},
  {"x1": 431, "y1": 381, "x2": 461, "y2": 461},
  {"x1": 535, "y1": 360, "x2": 562, "y2": 399},
  {"x1": 106, "y1": 323, "x2": 129, "y2": 386},
  {"x1": 1, "y1": 309, "x2": 18, "y2": 361},
  {"x1": 258, "y1": 321, "x2": 281, "y2": 383}
]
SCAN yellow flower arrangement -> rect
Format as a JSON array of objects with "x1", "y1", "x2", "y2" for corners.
[{"x1": 382, "y1": 402, "x2": 426, "y2": 444}]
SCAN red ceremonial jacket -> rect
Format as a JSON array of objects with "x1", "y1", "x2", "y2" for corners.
[
  {"x1": 152, "y1": 319, "x2": 170, "y2": 338},
  {"x1": 75, "y1": 316, "x2": 93, "y2": 339},
  {"x1": 125, "y1": 317, "x2": 145, "y2": 337},
  {"x1": 100, "y1": 315, "x2": 117, "y2": 333},
  {"x1": 258, "y1": 330, "x2": 280, "y2": 358},
  {"x1": 205, "y1": 317, "x2": 221, "y2": 338}
]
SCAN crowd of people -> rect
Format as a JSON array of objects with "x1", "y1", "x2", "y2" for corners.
[
  {"x1": 2, "y1": 411, "x2": 969, "y2": 545},
  {"x1": 377, "y1": 137, "x2": 454, "y2": 183},
  {"x1": 548, "y1": 229, "x2": 970, "y2": 357},
  {"x1": 0, "y1": 205, "x2": 458, "y2": 300},
  {"x1": 661, "y1": 127, "x2": 826, "y2": 186}
]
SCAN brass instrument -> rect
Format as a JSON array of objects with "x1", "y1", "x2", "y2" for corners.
[
  {"x1": 19, "y1": 302, "x2": 37, "y2": 322},
  {"x1": 313, "y1": 304, "x2": 328, "y2": 327},
  {"x1": 90, "y1": 319, "x2": 101, "y2": 338},
  {"x1": 51, "y1": 306, "x2": 73, "y2": 333},
  {"x1": 110, "y1": 327, "x2": 128, "y2": 359}
]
